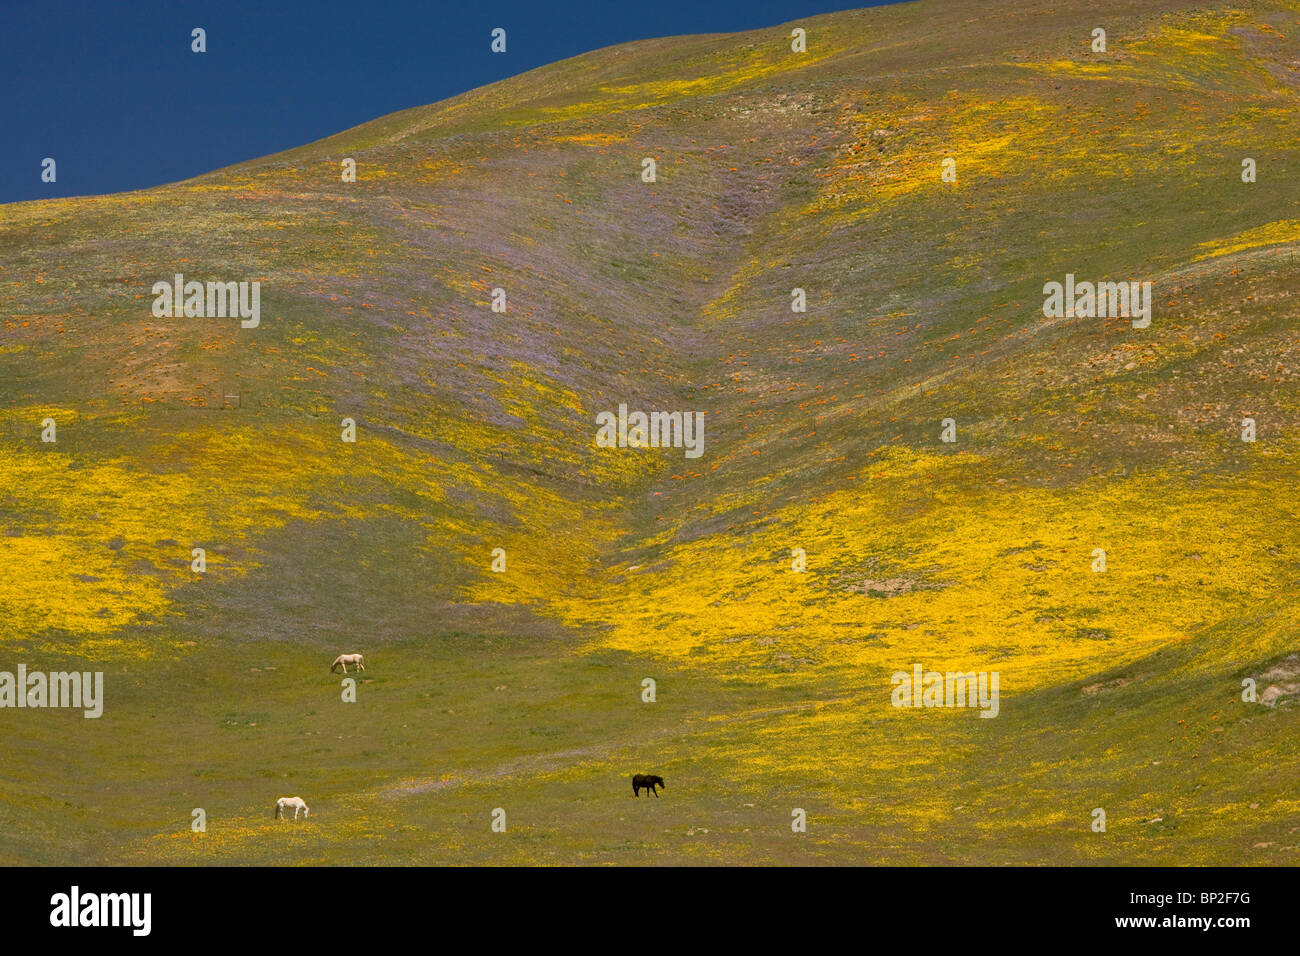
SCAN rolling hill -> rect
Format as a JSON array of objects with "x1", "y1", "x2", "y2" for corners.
[{"x1": 1, "y1": 0, "x2": 1298, "y2": 864}]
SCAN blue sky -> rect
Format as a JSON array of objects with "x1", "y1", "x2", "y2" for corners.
[{"x1": 1, "y1": 0, "x2": 900, "y2": 204}]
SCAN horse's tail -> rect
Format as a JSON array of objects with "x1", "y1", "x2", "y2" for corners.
[{"x1": 274, "y1": 802, "x2": 281, "y2": 819}]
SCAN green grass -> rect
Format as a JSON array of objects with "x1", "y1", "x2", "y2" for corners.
[
  {"x1": 1, "y1": 616, "x2": 1296, "y2": 865},
  {"x1": 1, "y1": 0, "x2": 1299, "y2": 864}
]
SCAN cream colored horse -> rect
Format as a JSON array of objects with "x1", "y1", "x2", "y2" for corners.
[
  {"x1": 274, "y1": 796, "x2": 310, "y2": 820},
  {"x1": 330, "y1": 653, "x2": 365, "y2": 673}
]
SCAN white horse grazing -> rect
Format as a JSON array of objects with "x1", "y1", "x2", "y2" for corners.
[
  {"x1": 330, "y1": 653, "x2": 365, "y2": 673},
  {"x1": 275, "y1": 797, "x2": 310, "y2": 821}
]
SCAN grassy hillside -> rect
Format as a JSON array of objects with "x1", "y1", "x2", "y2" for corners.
[{"x1": 1, "y1": 0, "x2": 1298, "y2": 864}]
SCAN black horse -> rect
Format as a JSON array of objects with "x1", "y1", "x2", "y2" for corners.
[{"x1": 632, "y1": 774, "x2": 665, "y2": 797}]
